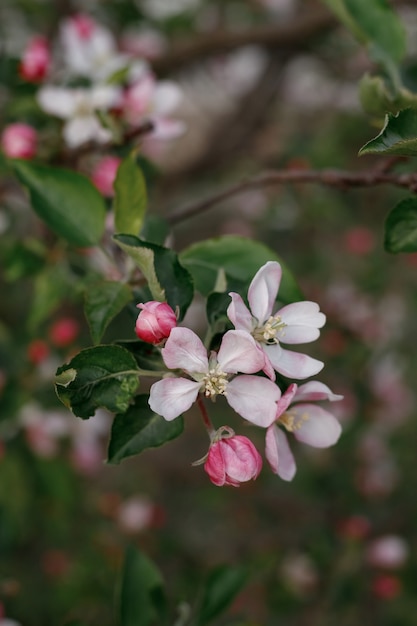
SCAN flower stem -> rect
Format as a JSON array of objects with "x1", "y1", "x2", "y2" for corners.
[{"x1": 197, "y1": 395, "x2": 215, "y2": 439}]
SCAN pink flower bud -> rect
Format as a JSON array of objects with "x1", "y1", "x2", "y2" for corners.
[
  {"x1": 1, "y1": 123, "x2": 37, "y2": 159},
  {"x1": 19, "y1": 36, "x2": 50, "y2": 82},
  {"x1": 135, "y1": 301, "x2": 177, "y2": 345},
  {"x1": 91, "y1": 156, "x2": 121, "y2": 197},
  {"x1": 371, "y1": 574, "x2": 402, "y2": 600},
  {"x1": 204, "y1": 434, "x2": 262, "y2": 487},
  {"x1": 49, "y1": 317, "x2": 80, "y2": 348}
]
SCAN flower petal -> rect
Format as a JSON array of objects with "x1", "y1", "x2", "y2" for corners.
[
  {"x1": 161, "y1": 327, "x2": 208, "y2": 374},
  {"x1": 227, "y1": 292, "x2": 253, "y2": 332},
  {"x1": 276, "y1": 301, "x2": 326, "y2": 344},
  {"x1": 226, "y1": 375, "x2": 281, "y2": 427},
  {"x1": 37, "y1": 86, "x2": 78, "y2": 118},
  {"x1": 265, "y1": 426, "x2": 296, "y2": 481},
  {"x1": 275, "y1": 383, "x2": 298, "y2": 418},
  {"x1": 293, "y1": 381, "x2": 344, "y2": 403},
  {"x1": 264, "y1": 344, "x2": 324, "y2": 379},
  {"x1": 218, "y1": 330, "x2": 265, "y2": 374},
  {"x1": 248, "y1": 261, "x2": 282, "y2": 324},
  {"x1": 291, "y1": 404, "x2": 342, "y2": 447},
  {"x1": 149, "y1": 377, "x2": 200, "y2": 421},
  {"x1": 63, "y1": 116, "x2": 111, "y2": 148}
]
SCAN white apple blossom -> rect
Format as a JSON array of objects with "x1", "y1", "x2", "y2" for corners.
[
  {"x1": 265, "y1": 381, "x2": 343, "y2": 481},
  {"x1": 149, "y1": 327, "x2": 281, "y2": 427},
  {"x1": 37, "y1": 85, "x2": 121, "y2": 147},
  {"x1": 227, "y1": 261, "x2": 325, "y2": 380}
]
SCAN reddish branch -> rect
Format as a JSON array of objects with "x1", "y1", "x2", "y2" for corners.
[{"x1": 167, "y1": 166, "x2": 417, "y2": 225}]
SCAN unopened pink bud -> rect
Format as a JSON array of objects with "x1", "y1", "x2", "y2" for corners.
[
  {"x1": 135, "y1": 301, "x2": 177, "y2": 344},
  {"x1": 49, "y1": 317, "x2": 80, "y2": 347},
  {"x1": 91, "y1": 156, "x2": 121, "y2": 197},
  {"x1": 371, "y1": 574, "x2": 402, "y2": 600},
  {"x1": 1, "y1": 123, "x2": 37, "y2": 159},
  {"x1": 71, "y1": 14, "x2": 96, "y2": 39},
  {"x1": 204, "y1": 434, "x2": 262, "y2": 487},
  {"x1": 19, "y1": 36, "x2": 50, "y2": 82}
]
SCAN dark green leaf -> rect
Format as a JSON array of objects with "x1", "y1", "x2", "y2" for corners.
[
  {"x1": 116, "y1": 340, "x2": 165, "y2": 371},
  {"x1": 359, "y1": 109, "x2": 417, "y2": 156},
  {"x1": 114, "y1": 153, "x2": 147, "y2": 235},
  {"x1": 119, "y1": 545, "x2": 166, "y2": 626},
  {"x1": 196, "y1": 565, "x2": 249, "y2": 626},
  {"x1": 114, "y1": 234, "x2": 194, "y2": 320},
  {"x1": 84, "y1": 280, "x2": 132, "y2": 344},
  {"x1": 55, "y1": 345, "x2": 139, "y2": 418},
  {"x1": 12, "y1": 160, "x2": 106, "y2": 247},
  {"x1": 140, "y1": 215, "x2": 170, "y2": 245},
  {"x1": 179, "y1": 236, "x2": 303, "y2": 304},
  {"x1": 384, "y1": 198, "x2": 417, "y2": 253},
  {"x1": 107, "y1": 395, "x2": 184, "y2": 463}
]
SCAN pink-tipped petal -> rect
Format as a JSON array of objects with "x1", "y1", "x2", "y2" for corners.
[
  {"x1": 278, "y1": 301, "x2": 326, "y2": 328},
  {"x1": 149, "y1": 377, "x2": 200, "y2": 421},
  {"x1": 161, "y1": 327, "x2": 208, "y2": 373},
  {"x1": 265, "y1": 426, "x2": 296, "y2": 481},
  {"x1": 291, "y1": 404, "x2": 342, "y2": 448},
  {"x1": 264, "y1": 344, "x2": 324, "y2": 379},
  {"x1": 218, "y1": 330, "x2": 265, "y2": 374},
  {"x1": 275, "y1": 383, "x2": 298, "y2": 418},
  {"x1": 248, "y1": 261, "x2": 282, "y2": 324},
  {"x1": 227, "y1": 292, "x2": 253, "y2": 332},
  {"x1": 227, "y1": 375, "x2": 281, "y2": 427},
  {"x1": 293, "y1": 381, "x2": 344, "y2": 403}
]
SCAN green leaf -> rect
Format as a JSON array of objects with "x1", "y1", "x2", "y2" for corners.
[
  {"x1": 179, "y1": 236, "x2": 303, "y2": 304},
  {"x1": 384, "y1": 198, "x2": 417, "y2": 253},
  {"x1": 140, "y1": 215, "x2": 170, "y2": 245},
  {"x1": 196, "y1": 565, "x2": 248, "y2": 626},
  {"x1": 359, "y1": 74, "x2": 417, "y2": 117},
  {"x1": 114, "y1": 234, "x2": 194, "y2": 320},
  {"x1": 359, "y1": 109, "x2": 417, "y2": 156},
  {"x1": 28, "y1": 264, "x2": 72, "y2": 330},
  {"x1": 116, "y1": 340, "x2": 165, "y2": 371},
  {"x1": 55, "y1": 345, "x2": 139, "y2": 418},
  {"x1": 107, "y1": 395, "x2": 184, "y2": 464},
  {"x1": 114, "y1": 153, "x2": 147, "y2": 235},
  {"x1": 84, "y1": 280, "x2": 132, "y2": 344},
  {"x1": 12, "y1": 160, "x2": 106, "y2": 247},
  {"x1": 119, "y1": 545, "x2": 166, "y2": 626}
]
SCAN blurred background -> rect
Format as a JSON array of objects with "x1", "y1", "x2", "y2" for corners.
[{"x1": 1, "y1": 0, "x2": 417, "y2": 624}]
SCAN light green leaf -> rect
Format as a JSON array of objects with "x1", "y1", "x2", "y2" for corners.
[
  {"x1": 384, "y1": 198, "x2": 417, "y2": 253},
  {"x1": 84, "y1": 280, "x2": 132, "y2": 344},
  {"x1": 359, "y1": 109, "x2": 417, "y2": 156},
  {"x1": 12, "y1": 160, "x2": 106, "y2": 247},
  {"x1": 107, "y1": 395, "x2": 184, "y2": 464},
  {"x1": 179, "y1": 235, "x2": 303, "y2": 304},
  {"x1": 114, "y1": 153, "x2": 147, "y2": 235},
  {"x1": 55, "y1": 345, "x2": 139, "y2": 418},
  {"x1": 196, "y1": 565, "x2": 248, "y2": 626},
  {"x1": 28, "y1": 264, "x2": 72, "y2": 330}
]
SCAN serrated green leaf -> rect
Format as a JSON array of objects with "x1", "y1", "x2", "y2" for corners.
[
  {"x1": 107, "y1": 395, "x2": 184, "y2": 464},
  {"x1": 359, "y1": 74, "x2": 417, "y2": 117},
  {"x1": 119, "y1": 545, "x2": 167, "y2": 626},
  {"x1": 12, "y1": 160, "x2": 106, "y2": 247},
  {"x1": 55, "y1": 345, "x2": 139, "y2": 418},
  {"x1": 114, "y1": 234, "x2": 194, "y2": 320},
  {"x1": 384, "y1": 198, "x2": 417, "y2": 253},
  {"x1": 359, "y1": 109, "x2": 417, "y2": 156},
  {"x1": 179, "y1": 235, "x2": 303, "y2": 304},
  {"x1": 84, "y1": 281, "x2": 132, "y2": 344},
  {"x1": 114, "y1": 153, "x2": 147, "y2": 235},
  {"x1": 196, "y1": 565, "x2": 249, "y2": 626}
]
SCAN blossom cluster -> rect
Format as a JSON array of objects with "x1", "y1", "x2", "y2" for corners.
[{"x1": 135, "y1": 261, "x2": 343, "y2": 487}]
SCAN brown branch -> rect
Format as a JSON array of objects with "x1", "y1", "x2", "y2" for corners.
[{"x1": 167, "y1": 167, "x2": 417, "y2": 225}]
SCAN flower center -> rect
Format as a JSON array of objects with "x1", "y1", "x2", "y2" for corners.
[
  {"x1": 279, "y1": 411, "x2": 309, "y2": 432},
  {"x1": 253, "y1": 315, "x2": 286, "y2": 345},
  {"x1": 202, "y1": 366, "x2": 228, "y2": 399}
]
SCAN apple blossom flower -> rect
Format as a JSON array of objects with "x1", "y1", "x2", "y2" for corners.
[
  {"x1": 204, "y1": 427, "x2": 262, "y2": 487},
  {"x1": 135, "y1": 301, "x2": 177, "y2": 345},
  {"x1": 1, "y1": 123, "x2": 37, "y2": 159},
  {"x1": 227, "y1": 261, "x2": 325, "y2": 380},
  {"x1": 37, "y1": 85, "x2": 121, "y2": 147},
  {"x1": 91, "y1": 156, "x2": 121, "y2": 196},
  {"x1": 265, "y1": 381, "x2": 343, "y2": 481},
  {"x1": 149, "y1": 327, "x2": 281, "y2": 426},
  {"x1": 19, "y1": 36, "x2": 50, "y2": 82}
]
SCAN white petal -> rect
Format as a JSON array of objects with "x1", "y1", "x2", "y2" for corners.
[
  {"x1": 63, "y1": 116, "x2": 110, "y2": 148},
  {"x1": 278, "y1": 301, "x2": 326, "y2": 328},
  {"x1": 227, "y1": 292, "x2": 253, "y2": 332},
  {"x1": 293, "y1": 381, "x2": 344, "y2": 403},
  {"x1": 149, "y1": 117, "x2": 186, "y2": 140},
  {"x1": 291, "y1": 404, "x2": 342, "y2": 447},
  {"x1": 226, "y1": 375, "x2": 281, "y2": 427},
  {"x1": 265, "y1": 426, "x2": 296, "y2": 481},
  {"x1": 275, "y1": 383, "x2": 298, "y2": 418},
  {"x1": 264, "y1": 344, "x2": 324, "y2": 379},
  {"x1": 248, "y1": 261, "x2": 282, "y2": 324},
  {"x1": 149, "y1": 377, "x2": 200, "y2": 420},
  {"x1": 90, "y1": 85, "x2": 121, "y2": 109},
  {"x1": 153, "y1": 81, "x2": 182, "y2": 115},
  {"x1": 217, "y1": 330, "x2": 265, "y2": 374},
  {"x1": 278, "y1": 325, "x2": 321, "y2": 344},
  {"x1": 37, "y1": 87, "x2": 78, "y2": 119},
  {"x1": 161, "y1": 327, "x2": 208, "y2": 374}
]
